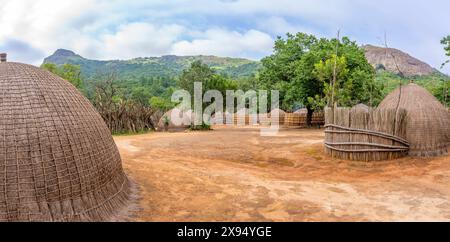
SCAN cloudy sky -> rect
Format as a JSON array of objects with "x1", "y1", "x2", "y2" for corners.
[{"x1": 0, "y1": 0, "x2": 449, "y2": 74}]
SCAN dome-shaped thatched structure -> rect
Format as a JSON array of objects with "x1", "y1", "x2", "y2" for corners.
[
  {"x1": 351, "y1": 103, "x2": 370, "y2": 112},
  {"x1": 377, "y1": 83, "x2": 450, "y2": 156},
  {"x1": 157, "y1": 108, "x2": 193, "y2": 131},
  {"x1": 294, "y1": 108, "x2": 308, "y2": 115},
  {"x1": 0, "y1": 62, "x2": 130, "y2": 221},
  {"x1": 269, "y1": 108, "x2": 286, "y2": 125}
]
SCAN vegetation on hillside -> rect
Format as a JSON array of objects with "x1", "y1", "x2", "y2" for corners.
[{"x1": 41, "y1": 32, "x2": 449, "y2": 133}]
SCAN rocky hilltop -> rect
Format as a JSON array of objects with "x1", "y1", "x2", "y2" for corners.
[{"x1": 363, "y1": 45, "x2": 436, "y2": 77}]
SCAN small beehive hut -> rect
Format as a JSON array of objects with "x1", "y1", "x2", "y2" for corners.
[
  {"x1": 269, "y1": 108, "x2": 286, "y2": 126},
  {"x1": 286, "y1": 110, "x2": 325, "y2": 127},
  {"x1": 0, "y1": 59, "x2": 130, "y2": 221},
  {"x1": 233, "y1": 108, "x2": 258, "y2": 125},
  {"x1": 294, "y1": 108, "x2": 308, "y2": 115},
  {"x1": 157, "y1": 108, "x2": 193, "y2": 131},
  {"x1": 377, "y1": 83, "x2": 450, "y2": 156},
  {"x1": 351, "y1": 103, "x2": 370, "y2": 113}
]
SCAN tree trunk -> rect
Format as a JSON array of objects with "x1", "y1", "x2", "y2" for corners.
[{"x1": 306, "y1": 107, "x2": 313, "y2": 127}]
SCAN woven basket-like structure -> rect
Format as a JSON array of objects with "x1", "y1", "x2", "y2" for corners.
[
  {"x1": 377, "y1": 83, "x2": 450, "y2": 156},
  {"x1": 0, "y1": 62, "x2": 130, "y2": 221}
]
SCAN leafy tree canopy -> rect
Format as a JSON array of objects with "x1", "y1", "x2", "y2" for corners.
[
  {"x1": 41, "y1": 63, "x2": 84, "y2": 90},
  {"x1": 258, "y1": 32, "x2": 382, "y2": 115},
  {"x1": 442, "y1": 36, "x2": 450, "y2": 68}
]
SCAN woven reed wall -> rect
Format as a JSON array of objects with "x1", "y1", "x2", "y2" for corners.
[
  {"x1": 324, "y1": 107, "x2": 409, "y2": 161},
  {"x1": 284, "y1": 112, "x2": 325, "y2": 127},
  {"x1": 0, "y1": 62, "x2": 130, "y2": 221},
  {"x1": 232, "y1": 114, "x2": 259, "y2": 126},
  {"x1": 226, "y1": 112, "x2": 325, "y2": 127}
]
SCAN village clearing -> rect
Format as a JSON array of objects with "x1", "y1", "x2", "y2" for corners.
[{"x1": 115, "y1": 127, "x2": 450, "y2": 222}]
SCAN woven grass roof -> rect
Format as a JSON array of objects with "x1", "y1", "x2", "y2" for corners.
[
  {"x1": 377, "y1": 83, "x2": 450, "y2": 156},
  {"x1": 0, "y1": 62, "x2": 131, "y2": 221}
]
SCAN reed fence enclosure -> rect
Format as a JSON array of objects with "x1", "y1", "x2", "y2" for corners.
[
  {"x1": 324, "y1": 107, "x2": 410, "y2": 161},
  {"x1": 96, "y1": 103, "x2": 157, "y2": 134},
  {"x1": 227, "y1": 111, "x2": 325, "y2": 127}
]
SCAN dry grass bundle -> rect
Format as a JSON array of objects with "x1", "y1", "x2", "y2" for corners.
[
  {"x1": 377, "y1": 83, "x2": 450, "y2": 156},
  {"x1": 0, "y1": 62, "x2": 131, "y2": 221}
]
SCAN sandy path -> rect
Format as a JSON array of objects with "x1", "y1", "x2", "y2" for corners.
[{"x1": 115, "y1": 127, "x2": 450, "y2": 221}]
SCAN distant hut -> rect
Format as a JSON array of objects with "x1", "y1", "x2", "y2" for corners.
[
  {"x1": 377, "y1": 83, "x2": 450, "y2": 156},
  {"x1": 270, "y1": 108, "x2": 286, "y2": 125},
  {"x1": 0, "y1": 59, "x2": 130, "y2": 221},
  {"x1": 157, "y1": 108, "x2": 193, "y2": 131},
  {"x1": 294, "y1": 108, "x2": 308, "y2": 115},
  {"x1": 351, "y1": 103, "x2": 370, "y2": 113},
  {"x1": 210, "y1": 111, "x2": 232, "y2": 125}
]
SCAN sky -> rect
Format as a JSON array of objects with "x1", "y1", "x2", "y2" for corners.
[{"x1": 0, "y1": 0, "x2": 449, "y2": 74}]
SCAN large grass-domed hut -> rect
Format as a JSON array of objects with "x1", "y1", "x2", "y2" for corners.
[
  {"x1": 377, "y1": 83, "x2": 450, "y2": 156},
  {"x1": 0, "y1": 59, "x2": 130, "y2": 221}
]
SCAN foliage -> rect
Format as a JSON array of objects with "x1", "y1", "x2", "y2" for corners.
[
  {"x1": 41, "y1": 63, "x2": 84, "y2": 90},
  {"x1": 92, "y1": 72, "x2": 157, "y2": 133},
  {"x1": 190, "y1": 123, "x2": 212, "y2": 131},
  {"x1": 258, "y1": 32, "x2": 382, "y2": 124},
  {"x1": 178, "y1": 60, "x2": 238, "y2": 109},
  {"x1": 375, "y1": 70, "x2": 449, "y2": 106},
  {"x1": 432, "y1": 80, "x2": 450, "y2": 106},
  {"x1": 442, "y1": 36, "x2": 450, "y2": 68},
  {"x1": 314, "y1": 54, "x2": 349, "y2": 106}
]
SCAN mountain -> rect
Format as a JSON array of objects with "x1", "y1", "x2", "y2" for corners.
[
  {"x1": 43, "y1": 49, "x2": 260, "y2": 80},
  {"x1": 363, "y1": 44, "x2": 437, "y2": 77}
]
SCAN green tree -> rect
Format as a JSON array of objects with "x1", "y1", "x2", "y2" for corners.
[
  {"x1": 442, "y1": 36, "x2": 450, "y2": 68},
  {"x1": 314, "y1": 54, "x2": 349, "y2": 106},
  {"x1": 178, "y1": 60, "x2": 215, "y2": 96},
  {"x1": 259, "y1": 33, "x2": 380, "y2": 125},
  {"x1": 41, "y1": 63, "x2": 84, "y2": 90},
  {"x1": 432, "y1": 80, "x2": 450, "y2": 106},
  {"x1": 178, "y1": 60, "x2": 237, "y2": 104}
]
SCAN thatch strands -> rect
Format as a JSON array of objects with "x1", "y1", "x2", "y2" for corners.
[
  {"x1": 324, "y1": 107, "x2": 409, "y2": 161},
  {"x1": 0, "y1": 62, "x2": 130, "y2": 221},
  {"x1": 377, "y1": 83, "x2": 450, "y2": 156}
]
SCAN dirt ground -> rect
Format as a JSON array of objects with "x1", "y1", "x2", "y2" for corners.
[{"x1": 114, "y1": 126, "x2": 450, "y2": 222}]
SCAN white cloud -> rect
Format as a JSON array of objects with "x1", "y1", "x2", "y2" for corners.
[
  {"x1": 257, "y1": 16, "x2": 319, "y2": 36},
  {"x1": 171, "y1": 29, "x2": 274, "y2": 60},
  {"x1": 97, "y1": 23, "x2": 185, "y2": 60},
  {"x1": 0, "y1": 0, "x2": 449, "y2": 74}
]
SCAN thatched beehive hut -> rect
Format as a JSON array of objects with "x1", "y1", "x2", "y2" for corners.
[
  {"x1": 157, "y1": 108, "x2": 193, "y2": 131},
  {"x1": 0, "y1": 60, "x2": 130, "y2": 221},
  {"x1": 294, "y1": 108, "x2": 308, "y2": 115},
  {"x1": 269, "y1": 108, "x2": 286, "y2": 125},
  {"x1": 377, "y1": 83, "x2": 450, "y2": 156},
  {"x1": 351, "y1": 103, "x2": 370, "y2": 113}
]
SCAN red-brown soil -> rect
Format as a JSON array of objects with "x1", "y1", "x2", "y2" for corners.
[{"x1": 114, "y1": 126, "x2": 450, "y2": 222}]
